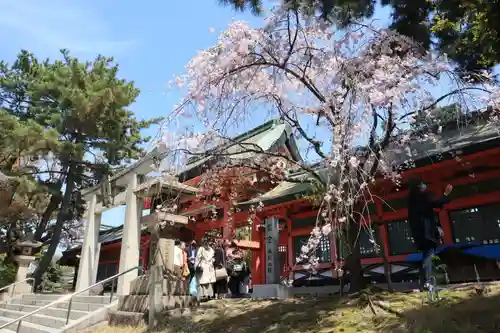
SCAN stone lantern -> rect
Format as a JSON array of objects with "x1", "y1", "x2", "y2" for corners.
[{"x1": 10, "y1": 236, "x2": 42, "y2": 295}]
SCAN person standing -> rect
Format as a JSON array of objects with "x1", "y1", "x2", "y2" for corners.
[
  {"x1": 213, "y1": 240, "x2": 228, "y2": 299},
  {"x1": 173, "y1": 240, "x2": 185, "y2": 294},
  {"x1": 187, "y1": 240, "x2": 198, "y2": 296},
  {"x1": 180, "y1": 241, "x2": 190, "y2": 293},
  {"x1": 226, "y1": 242, "x2": 246, "y2": 298},
  {"x1": 195, "y1": 240, "x2": 216, "y2": 301},
  {"x1": 187, "y1": 241, "x2": 197, "y2": 282},
  {"x1": 408, "y1": 179, "x2": 453, "y2": 290}
]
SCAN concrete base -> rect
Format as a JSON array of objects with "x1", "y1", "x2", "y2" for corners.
[
  {"x1": 291, "y1": 285, "x2": 348, "y2": 297},
  {"x1": 251, "y1": 284, "x2": 292, "y2": 299},
  {"x1": 108, "y1": 311, "x2": 145, "y2": 327},
  {"x1": 119, "y1": 295, "x2": 198, "y2": 313},
  {"x1": 130, "y1": 275, "x2": 186, "y2": 296},
  {"x1": 108, "y1": 294, "x2": 198, "y2": 328},
  {"x1": 108, "y1": 306, "x2": 194, "y2": 327}
]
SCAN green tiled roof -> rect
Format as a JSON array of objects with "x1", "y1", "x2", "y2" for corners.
[
  {"x1": 388, "y1": 121, "x2": 500, "y2": 167},
  {"x1": 64, "y1": 224, "x2": 149, "y2": 253},
  {"x1": 181, "y1": 205, "x2": 217, "y2": 216},
  {"x1": 239, "y1": 111, "x2": 500, "y2": 207},
  {"x1": 237, "y1": 168, "x2": 327, "y2": 207},
  {"x1": 178, "y1": 120, "x2": 301, "y2": 175},
  {"x1": 98, "y1": 224, "x2": 148, "y2": 244}
]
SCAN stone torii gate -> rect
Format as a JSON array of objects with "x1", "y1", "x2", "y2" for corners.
[{"x1": 75, "y1": 146, "x2": 195, "y2": 296}]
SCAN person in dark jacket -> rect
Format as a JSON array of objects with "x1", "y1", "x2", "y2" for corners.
[
  {"x1": 187, "y1": 241, "x2": 197, "y2": 283},
  {"x1": 408, "y1": 178, "x2": 453, "y2": 290},
  {"x1": 226, "y1": 243, "x2": 248, "y2": 298},
  {"x1": 212, "y1": 240, "x2": 228, "y2": 299}
]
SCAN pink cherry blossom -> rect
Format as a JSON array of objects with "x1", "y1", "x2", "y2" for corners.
[{"x1": 159, "y1": 6, "x2": 500, "y2": 275}]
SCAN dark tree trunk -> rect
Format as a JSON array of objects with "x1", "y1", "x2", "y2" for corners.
[
  {"x1": 5, "y1": 221, "x2": 17, "y2": 264},
  {"x1": 34, "y1": 193, "x2": 61, "y2": 241},
  {"x1": 346, "y1": 221, "x2": 366, "y2": 293},
  {"x1": 33, "y1": 165, "x2": 76, "y2": 290}
]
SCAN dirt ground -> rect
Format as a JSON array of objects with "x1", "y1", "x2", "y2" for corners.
[{"x1": 90, "y1": 283, "x2": 500, "y2": 333}]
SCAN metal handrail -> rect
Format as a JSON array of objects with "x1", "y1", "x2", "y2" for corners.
[
  {"x1": 0, "y1": 266, "x2": 142, "y2": 332},
  {"x1": 0, "y1": 278, "x2": 34, "y2": 298}
]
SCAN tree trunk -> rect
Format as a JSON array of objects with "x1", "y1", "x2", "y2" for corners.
[
  {"x1": 346, "y1": 221, "x2": 366, "y2": 293},
  {"x1": 5, "y1": 221, "x2": 17, "y2": 264},
  {"x1": 375, "y1": 224, "x2": 394, "y2": 292},
  {"x1": 33, "y1": 165, "x2": 75, "y2": 290},
  {"x1": 34, "y1": 193, "x2": 61, "y2": 241}
]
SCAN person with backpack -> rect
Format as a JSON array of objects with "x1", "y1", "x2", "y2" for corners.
[
  {"x1": 187, "y1": 240, "x2": 198, "y2": 296},
  {"x1": 213, "y1": 239, "x2": 228, "y2": 299},
  {"x1": 226, "y1": 241, "x2": 248, "y2": 297}
]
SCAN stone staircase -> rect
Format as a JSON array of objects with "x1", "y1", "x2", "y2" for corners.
[{"x1": 0, "y1": 294, "x2": 117, "y2": 333}]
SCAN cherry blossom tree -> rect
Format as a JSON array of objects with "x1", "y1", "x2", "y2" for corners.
[{"x1": 162, "y1": 6, "x2": 500, "y2": 291}]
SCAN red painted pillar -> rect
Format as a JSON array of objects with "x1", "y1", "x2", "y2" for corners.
[
  {"x1": 286, "y1": 217, "x2": 294, "y2": 277},
  {"x1": 439, "y1": 210, "x2": 453, "y2": 244},
  {"x1": 433, "y1": 182, "x2": 453, "y2": 244},
  {"x1": 328, "y1": 223, "x2": 337, "y2": 277},
  {"x1": 222, "y1": 201, "x2": 232, "y2": 239},
  {"x1": 379, "y1": 223, "x2": 391, "y2": 260},
  {"x1": 374, "y1": 197, "x2": 391, "y2": 258},
  {"x1": 251, "y1": 216, "x2": 263, "y2": 285},
  {"x1": 196, "y1": 225, "x2": 206, "y2": 242}
]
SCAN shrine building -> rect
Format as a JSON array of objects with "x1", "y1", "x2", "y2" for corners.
[{"x1": 60, "y1": 112, "x2": 500, "y2": 290}]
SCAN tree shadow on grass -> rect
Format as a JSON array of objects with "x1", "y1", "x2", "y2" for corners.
[
  {"x1": 155, "y1": 297, "x2": 364, "y2": 333},
  {"x1": 149, "y1": 287, "x2": 500, "y2": 333},
  {"x1": 398, "y1": 289, "x2": 500, "y2": 333}
]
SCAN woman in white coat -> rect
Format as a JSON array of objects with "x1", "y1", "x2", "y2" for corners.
[{"x1": 195, "y1": 240, "x2": 216, "y2": 300}]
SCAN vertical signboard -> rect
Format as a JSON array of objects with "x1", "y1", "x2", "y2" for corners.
[{"x1": 265, "y1": 217, "x2": 280, "y2": 284}]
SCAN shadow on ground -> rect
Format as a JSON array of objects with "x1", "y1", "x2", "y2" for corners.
[
  {"x1": 94, "y1": 284, "x2": 500, "y2": 333},
  {"x1": 153, "y1": 288, "x2": 500, "y2": 333},
  {"x1": 398, "y1": 288, "x2": 500, "y2": 333},
  {"x1": 155, "y1": 297, "x2": 360, "y2": 333}
]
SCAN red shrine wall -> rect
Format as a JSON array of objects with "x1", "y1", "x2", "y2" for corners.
[
  {"x1": 96, "y1": 236, "x2": 150, "y2": 282},
  {"x1": 96, "y1": 146, "x2": 500, "y2": 285},
  {"x1": 250, "y1": 147, "x2": 500, "y2": 285}
]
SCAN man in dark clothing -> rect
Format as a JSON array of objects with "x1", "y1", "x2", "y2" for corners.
[
  {"x1": 407, "y1": 178, "x2": 453, "y2": 290},
  {"x1": 187, "y1": 240, "x2": 197, "y2": 283}
]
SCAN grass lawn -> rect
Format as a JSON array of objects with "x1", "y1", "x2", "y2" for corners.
[{"x1": 90, "y1": 283, "x2": 500, "y2": 333}]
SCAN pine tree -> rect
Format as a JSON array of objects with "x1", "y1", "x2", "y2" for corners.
[
  {"x1": 219, "y1": 0, "x2": 500, "y2": 76},
  {"x1": 1, "y1": 49, "x2": 162, "y2": 287},
  {"x1": 0, "y1": 106, "x2": 57, "y2": 258}
]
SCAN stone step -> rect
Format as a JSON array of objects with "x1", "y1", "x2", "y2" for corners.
[
  {"x1": 22, "y1": 295, "x2": 112, "y2": 305},
  {"x1": 10, "y1": 300, "x2": 103, "y2": 313},
  {"x1": 60, "y1": 300, "x2": 118, "y2": 333},
  {"x1": 107, "y1": 311, "x2": 145, "y2": 327},
  {"x1": 0, "y1": 304, "x2": 87, "y2": 321},
  {"x1": 0, "y1": 314, "x2": 58, "y2": 333},
  {"x1": 0, "y1": 309, "x2": 67, "y2": 329}
]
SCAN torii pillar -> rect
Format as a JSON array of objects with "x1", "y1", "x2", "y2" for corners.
[
  {"x1": 117, "y1": 172, "x2": 144, "y2": 296},
  {"x1": 75, "y1": 144, "x2": 167, "y2": 294},
  {"x1": 75, "y1": 193, "x2": 102, "y2": 292}
]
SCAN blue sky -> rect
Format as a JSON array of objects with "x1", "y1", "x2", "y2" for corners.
[
  {"x1": 0, "y1": 0, "x2": 268, "y2": 228},
  {"x1": 0, "y1": 1, "x2": 395, "y2": 228}
]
